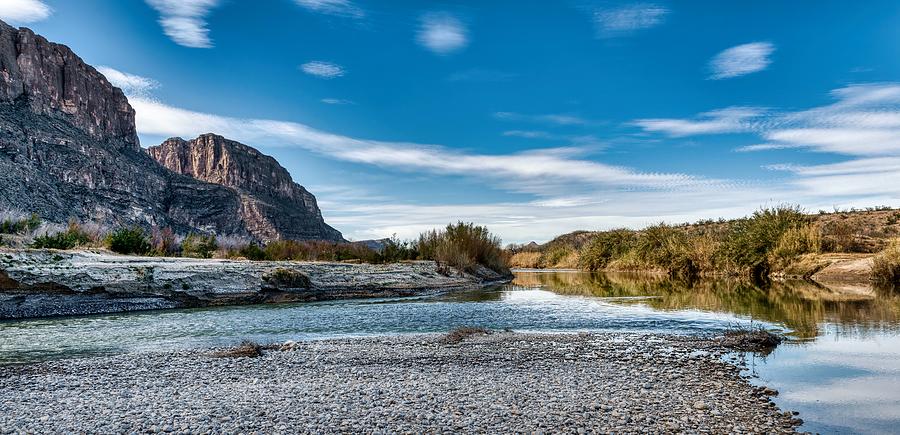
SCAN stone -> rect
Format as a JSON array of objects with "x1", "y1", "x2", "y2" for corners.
[{"x1": 693, "y1": 401, "x2": 709, "y2": 410}]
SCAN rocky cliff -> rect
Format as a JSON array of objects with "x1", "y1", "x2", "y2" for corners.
[
  {"x1": 0, "y1": 19, "x2": 342, "y2": 242},
  {"x1": 149, "y1": 134, "x2": 342, "y2": 241}
]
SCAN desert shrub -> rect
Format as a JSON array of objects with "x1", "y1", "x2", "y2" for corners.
[
  {"x1": 873, "y1": 239, "x2": 900, "y2": 285},
  {"x1": 181, "y1": 233, "x2": 218, "y2": 258},
  {"x1": 578, "y1": 229, "x2": 637, "y2": 271},
  {"x1": 632, "y1": 223, "x2": 695, "y2": 277},
  {"x1": 417, "y1": 222, "x2": 509, "y2": 274},
  {"x1": 106, "y1": 227, "x2": 151, "y2": 255},
  {"x1": 821, "y1": 219, "x2": 863, "y2": 252},
  {"x1": 0, "y1": 212, "x2": 40, "y2": 234},
  {"x1": 509, "y1": 251, "x2": 542, "y2": 269},
  {"x1": 380, "y1": 236, "x2": 418, "y2": 263},
  {"x1": 541, "y1": 245, "x2": 576, "y2": 268},
  {"x1": 719, "y1": 205, "x2": 809, "y2": 277},
  {"x1": 263, "y1": 239, "x2": 381, "y2": 263},
  {"x1": 769, "y1": 225, "x2": 821, "y2": 269},
  {"x1": 150, "y1": 226, "x2": 178, "y2": 256},
  {"x1": 237, "y1": 243, "x2": 268, "y2": 261},
  {"x1": 30, "y1": 222, "x2": 93, "y2": 250}
]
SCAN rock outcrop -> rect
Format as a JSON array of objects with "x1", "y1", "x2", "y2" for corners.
[
  {"x1": 0, "y1": 250, "x2": 509, "y2": 319},
  {"x1": 149, "y1": 134, "x2": 342, "y2": 242},
  {"x1": 0, "y1": 19, "x2": 341, "y2": 241}
]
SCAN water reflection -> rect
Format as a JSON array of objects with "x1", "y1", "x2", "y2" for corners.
[{"x1": 513, "y1": 271, "x2": 900, "y2": 339}]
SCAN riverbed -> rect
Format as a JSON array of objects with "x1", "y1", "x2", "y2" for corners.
[{"x1": 2, "y1": 270, "x2": 899, "y2": 434}]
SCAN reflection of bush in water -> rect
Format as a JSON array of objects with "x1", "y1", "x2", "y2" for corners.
[{"x1": 513, "y1": 271, "x2": 900, "y2": 340}]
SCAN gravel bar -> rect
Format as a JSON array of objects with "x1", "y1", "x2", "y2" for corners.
[{"x1": 0, "y1": 332, "x2": 804, "y2": 434}]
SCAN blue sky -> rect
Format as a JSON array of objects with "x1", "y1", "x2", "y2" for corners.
[{"x1": 4, "y1": 0, "x2": 900, "y2": 243}]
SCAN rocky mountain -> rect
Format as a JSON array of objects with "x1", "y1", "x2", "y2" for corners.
[
  {"x1": 0, "y1": 19, "x2": 342, "y2": 242},
  {"x1": 149, "y1": 134, "x2": 342, "y2": 241}
]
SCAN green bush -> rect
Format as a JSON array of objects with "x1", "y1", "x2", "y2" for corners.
[
  {"x1": 719, "y1": 205, "x2": 809, "y2": 277},
  {"x1": 578, "y1": 229, "x2": 637, "y2": 271},
  {"x1": 238, "y1": 243, "x2": 268, "y2": 261},
  {"x1": 30, "y1": 223, "x2": 93, "y2": 250},
  {"x1": 181, "y1": 233, "x2": 218, "y2": 258},
  {"x1": 0, "y1": 213, "x2": 40, "y2": 234},
  {"x1": 417, "y1": 222, "x2": 509, "y2": 274},
  {"x1": 106, "y1": 227, "x2": 151, "y2": 255}
]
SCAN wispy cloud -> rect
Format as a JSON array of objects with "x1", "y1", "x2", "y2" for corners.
[
  {"x1": 708, "y1": 42, "x2": 775, "y2": 80},
  {"x1": 145, "y1": 0, "x2": 220, "y2": 48},
  {"x1": 294, "y1": 0, "x2": 364, "y2": 18},
  {"x1": 634, "y1": 107, "x2": 766, "y2": 136},
  {"x1": 300, "y1": 61, "x2": 345, "y2": 79},
  {"x1": 97, "y1": 66, "x2": 160, "y2": 96},
  {"x1": 592, "y1": 3, "x2": 669, "y2": 38},
  {"x1": 494, "y1": 112, "x2": 599, "y2": 126},
  {"x1": 321, "y1": 98, "x2": 354, "y2": 105},
  {"x1": 0, "y1": 0, "x2": 52, "y2": 24},
  {"x1": 417, "y1": 12, "x2": 468, "y2": 55}
]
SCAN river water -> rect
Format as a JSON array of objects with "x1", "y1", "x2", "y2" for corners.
[{"x1": 2, "y1": 270, "x2": 899, "y2": 434}]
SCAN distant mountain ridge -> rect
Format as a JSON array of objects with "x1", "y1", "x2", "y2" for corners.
[{"x1": 0, "y1": 19, "x2": 342, "y2": 242}]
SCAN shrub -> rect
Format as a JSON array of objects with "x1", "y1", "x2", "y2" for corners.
[
  {"x1": 380, "y1": 236, "x2": 418, "y2": 263},
  {"x1": 769, "y1": 225, "x2": 821, "y2": 269},
  {"x1": 30, "y1": 222, "x2": 93, "y2": 250},
  {"x1": 237, "y1": 243, "x2": 268, "y2": 261},
  {"x1": 0, "y1": 213, "x2": 40, "y2": 234},
  {"x1": 719, "y1": 205, "x2": 809, "y2": 277},
  {"x1": 873, "y1": 239, "x2": 900, "y2": 285},
  {"x1": 106, "y1": 227, "x2": 151, "y2": 255},
  {"x1": 151, "y1": 226, "x2": 178, "y2": 256},
  {"x1": 417, "y1": 222, "x2": 509, "y2": 274},
  {"x1": 632, "y1": 223, "x2": 695, "y2": 277},
  {"x1": 181, "y1": 233, "x2": 218, "y2": 258},
  {"x1": 578, "y1": 229, "x2": 637, "y2": 271},
  {"x1": 509, "y1": 251, "x2": 542, "y2": 269}
]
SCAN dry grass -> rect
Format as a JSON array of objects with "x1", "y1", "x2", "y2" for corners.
[
  {"x1": 441, "y1": 327, "x2": 491, "y2": 344},
  {"x1": 509, "y1": 251, "x2": 542, "y2": 269},
  {"x1": 872, "y1": 239, "x2": 900, "y2": 285}
]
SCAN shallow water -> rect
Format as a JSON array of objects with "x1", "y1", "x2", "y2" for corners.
[{"x1": 2, "y1": 270, "x2": 899, "y2": 434}]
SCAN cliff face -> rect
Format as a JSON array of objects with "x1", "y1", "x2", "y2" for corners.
[
  {"x1": 0, "y1": 22, "x2": 138, "y2": 149},
  {"x1": 149, "y1": 134, "x2": 343, "y2": 242},
  {"x1": 0, "y1": 19, "x2": 341, "y2": 242}
]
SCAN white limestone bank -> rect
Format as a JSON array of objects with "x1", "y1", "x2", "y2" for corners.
[{"x1": 0, "y1": 250, "x2": 511, "y2": 319}]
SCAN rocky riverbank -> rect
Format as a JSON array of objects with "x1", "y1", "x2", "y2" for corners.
[
  {"x1": 0, "y1": 332, "x2": 803, "y2": 434},
  {"x1": 0, "y1": 249, "x2": 510, "y2": 319}
]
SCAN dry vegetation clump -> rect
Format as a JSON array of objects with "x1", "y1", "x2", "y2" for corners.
[
  {"x1": 719, "y1": 327, "x2": 784, "y2": 354},
  {"x1": 509, "y1": 251, "x2": 542, "y2": 269},
  {"x1": 213, "y1": 340, "x2": 266, "y2": 358},
  {"x1": 417, "y1": 222, "x2": 510, "y2": 275},
  {"x1": 441, "y1": 327, "x2": 491, "y2": 344},
  {"x1": 872, "y1": 239, "x2": 900, "y2": 285}
]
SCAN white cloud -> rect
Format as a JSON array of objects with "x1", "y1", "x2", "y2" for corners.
[
  {"x1": 117, "y1": 66, "x2": 900, "y2": 243},
  {"x1": 494, "y1": 112, "x2": 597, "y2": 126},
  {"x1": 417, "y1": 12, "x2": 468, "y2": 55},
  {"x1": 634, "y1": 107, "x2": 766, "y2": 136},
  {"x1": 593, "y1": 4, "x2": 668, "y2": 37},
  {"x1": 145, "y1": 0, "x2": 220, "y2": 48},
  {"x1": 0, "y1": 0, "x2": 51, "y2": 24},
  {"x1": 96, "y1": 66, "x2": 159, "y2": 96},
  {"x1": 294, "y1": 0, "x2": 364, "y2": 18},
  {"x1": 709, "y1": 42, "x2": 775, "y2": 79},
  {"x1": 321, "y1": 98, "x2": 354, "y2": 105},
  {"x1": 301, "y1": 61, "x2": 345, "y2": 79}
]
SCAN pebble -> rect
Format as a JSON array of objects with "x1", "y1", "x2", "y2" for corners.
[{"x1": 0, "y1": 332, "x2": 802, "y2": 433}]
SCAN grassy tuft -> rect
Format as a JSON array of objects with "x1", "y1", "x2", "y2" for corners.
[
  {"x1": 872, "y1": 239, "x2": 900, "y2": 285},
  {"x1": 417, "y1": 222, "x2": 509, "y2": 275}
]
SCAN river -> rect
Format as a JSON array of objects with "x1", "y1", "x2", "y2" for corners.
[{"x1": 2, "y1": 270, "x2": 898, "y2": 434}]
